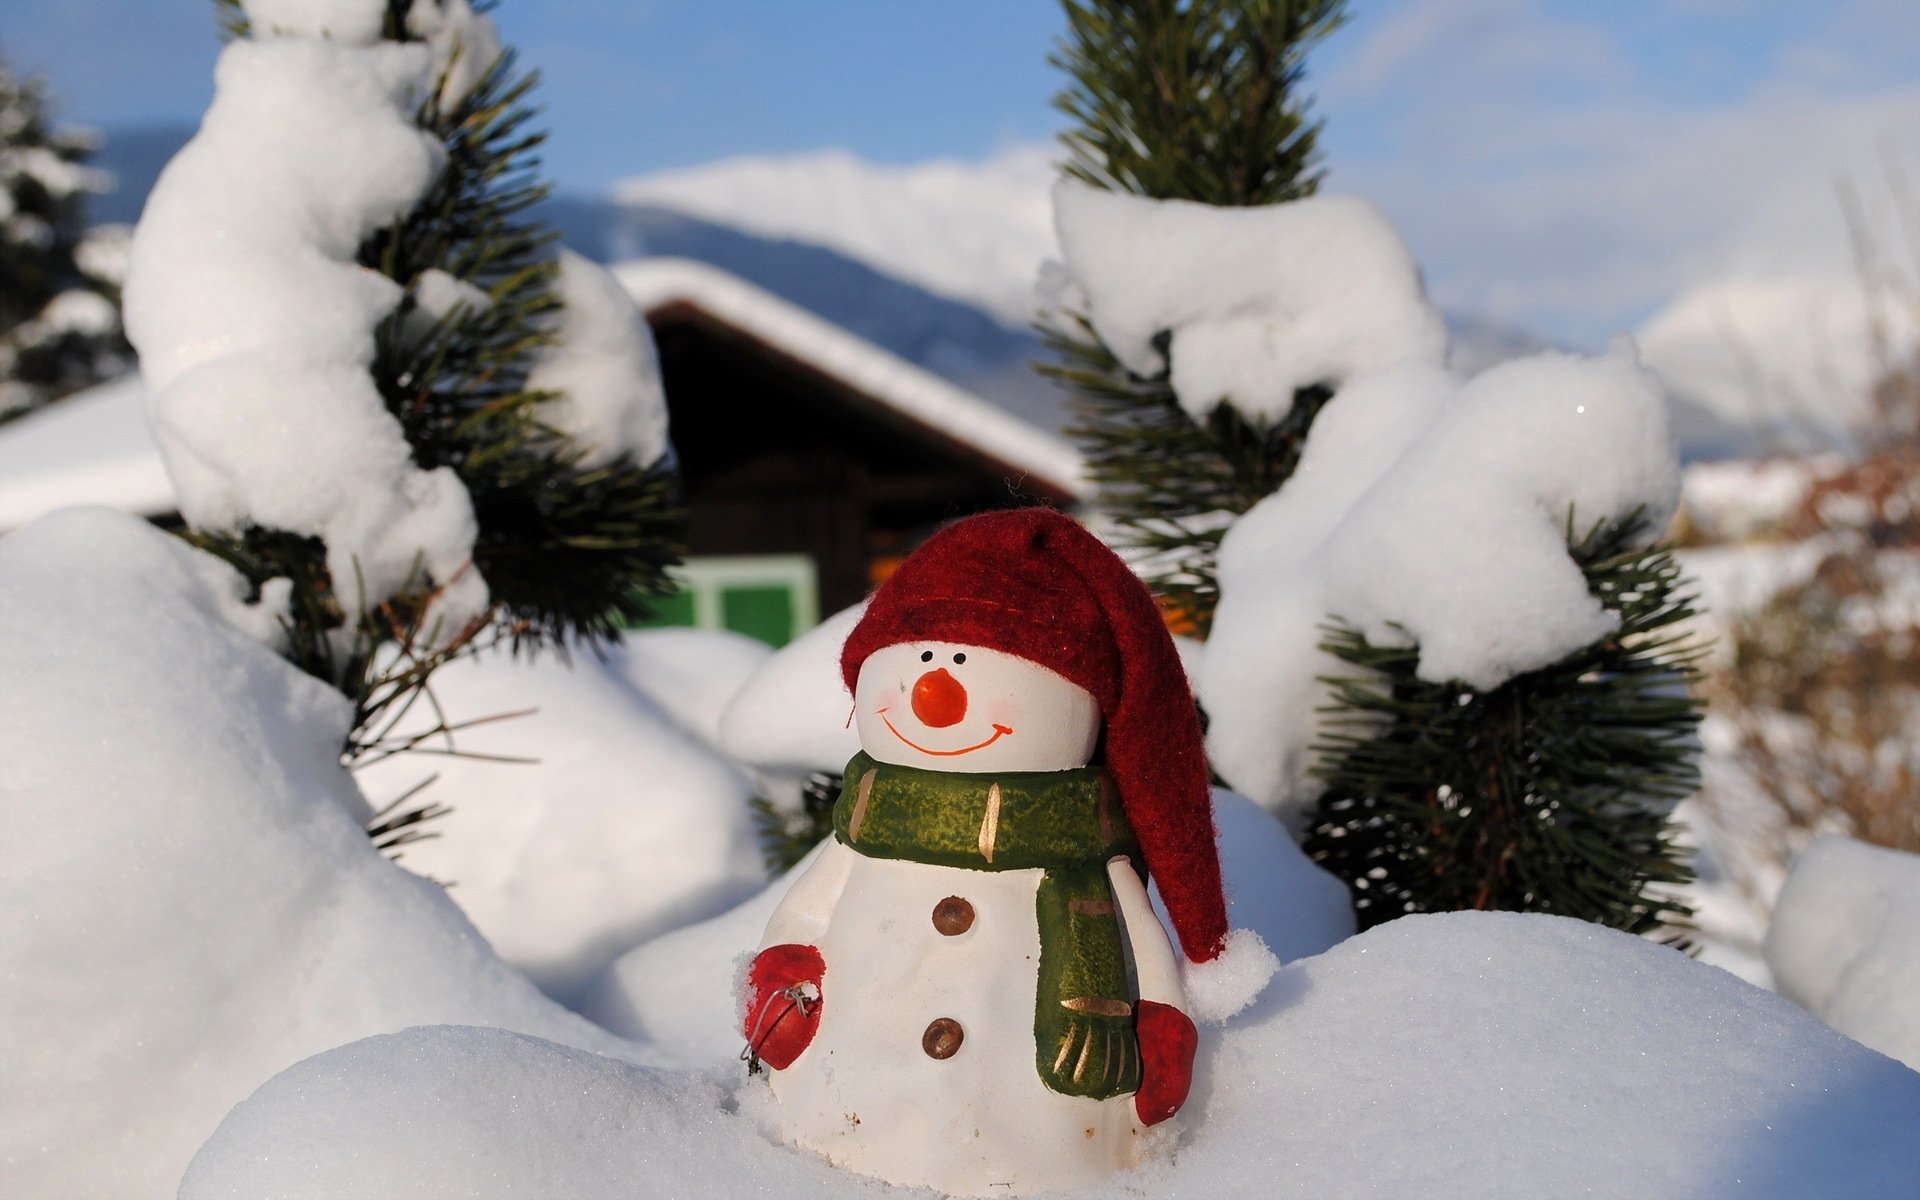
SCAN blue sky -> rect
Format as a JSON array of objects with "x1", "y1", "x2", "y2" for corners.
[
  {"x1": 5, "y1": 1, "x2": 1919, "y2": 350},
  {"x1": 13, "y1": 1, "x2": 1908, "y2": 192}
]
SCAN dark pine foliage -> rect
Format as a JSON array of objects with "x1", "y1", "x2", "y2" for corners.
[
  {"x1": 1303, "y1": 512, "x2": 1705, "y2": 937},
  {"x1": 751, "y1": 772, "x2": 846, "y2": 874},
  {"x1": 194, "y1": 1, "x2": 683, "y2": 754},
  {"x1": 1042, "y1": 0, "x2": 1344, "y2": 632}
]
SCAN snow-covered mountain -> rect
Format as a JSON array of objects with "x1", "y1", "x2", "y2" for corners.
[
  {"x1": 1637, "y1": 272, "x2": 1915, "y2": 452},
  {"x1": 610, "y1": 146, "x2": 1059, "y2": 326},
  {"x1": 93, "y1": 131, "x2": 1758, "y2": 459}
]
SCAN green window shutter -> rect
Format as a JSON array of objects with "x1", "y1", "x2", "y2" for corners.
[
  {"x1": 624, "y1": 587, "x2": 697, "y2": 630},
  {"x1": 720, "y1": 584, "x2": 797, "y2": 647},
  {"x1": 621, "y1": 555, "x2": 818, "y2": 646}
]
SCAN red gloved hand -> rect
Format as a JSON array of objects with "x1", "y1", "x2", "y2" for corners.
[
  {"x1": 1133, "y1": 999, "x2": 1198, "y2": 1126},
  {"x1": 741, "y1": 943, "x2": 825, "y2": 1071}
]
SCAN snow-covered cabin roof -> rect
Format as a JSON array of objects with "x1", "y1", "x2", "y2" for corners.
[
  {"x1": 613, "y1": 258, "x2": 1087, "y2": 500},
  {"x1": 0, "y1": 375, "x2": 174, "y2": 530},
  {"x1": 0, "y1": 261, "x2": 1089, "y2": 534}
]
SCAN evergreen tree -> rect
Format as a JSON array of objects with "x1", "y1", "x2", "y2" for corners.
[
  {"x1": 1045, "y1": 0, "x2": 1702, "y2": 936},
  {"x1": 0, "y1": 56, "x2": 130, "y2": 423},
  {"x1": 197, "y1": 1, "x2": 682, "y2": 763},
  {"x1": 1043, "y1": 0, "x2": 1345, "y2": 632}
]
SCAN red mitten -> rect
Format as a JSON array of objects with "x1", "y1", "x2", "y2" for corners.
[
  {"x1": 741, "y1": 943, "x2": 825, "y2": 1071},
  {"x1": 1133, "y1": 999, "x2": 1198, "y2": 1126}
]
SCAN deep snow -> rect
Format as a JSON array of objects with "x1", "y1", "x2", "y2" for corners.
[
  {"x1": 6, "y1": 508, "x2": 1919, "y2": 1199},
  {"x1": 351, "y1": 634, "x2": 767, "y2": 1006},
  {"x1": 183, "y1": 914, "x2": 1920, "y2": 1200},
  {"x1": 0, "y1": 508, "x2": 643, "y2": 1198}
]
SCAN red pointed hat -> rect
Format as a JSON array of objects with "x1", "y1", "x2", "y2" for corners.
[{"x1": 841, "y1": 507, "x2": 1227, "y2": 964}]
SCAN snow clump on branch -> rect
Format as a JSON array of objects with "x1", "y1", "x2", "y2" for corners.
[
  {"x1": 1051, "y1": 181, "x2": 1448, "y2": 420},
  {"x1": 528, "y1": 249, "x2": 672, "y2": 470},
  {"x1": 125, "y1": 22, "x2": 482, "y2": 642},
  {"x1": 1203, "y1": 345, "x2": 1678, "y2": 821},
  {"x1": 1051, "y1": 185, "x2": 1681, "y2": 827}
]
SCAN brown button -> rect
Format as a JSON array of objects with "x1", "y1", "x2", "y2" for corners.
[
  {"x1": 922, "y1": 1017, "x2": 964, "y2": 1060},
  {"x1": 931, "y1": 896, "x2": 975, "y2": 936}
]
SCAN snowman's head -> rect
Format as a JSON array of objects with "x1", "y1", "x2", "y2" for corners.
[{"x1": 853, "y1": 641, "x2": 1100, "y2": 773}]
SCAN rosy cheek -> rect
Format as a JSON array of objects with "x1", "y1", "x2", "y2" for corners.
[{"x1": 984, "y1": 697, "x2": 1020, "y2": 728}]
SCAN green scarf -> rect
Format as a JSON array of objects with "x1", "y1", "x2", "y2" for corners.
[{"x1": 833, "y1": 751, "x2": 1143, "y2": 1100}]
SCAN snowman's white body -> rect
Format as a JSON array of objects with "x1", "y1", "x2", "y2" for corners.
[{"x1": 753, "y1": 642, "x2": 1191, "y2": 1196}]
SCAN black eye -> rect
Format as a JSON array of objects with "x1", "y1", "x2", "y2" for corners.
[
  {"x1": 920, "y1": 650, "x2": 933, "y2": 662},
  {"x1": 953, "y1": 652, "x2": 967, "y2": 664}
]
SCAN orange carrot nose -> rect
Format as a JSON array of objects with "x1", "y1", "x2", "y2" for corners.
[{"x1": 911, "y1": 668, "x2": 968, "y2": 727}]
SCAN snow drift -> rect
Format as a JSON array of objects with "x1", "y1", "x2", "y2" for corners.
[
  {"x1": 185, "y1": 913, "x2": 1920, "y2": 1199},
  {"x1": 1767, "y1": 836, "x2": 1920, "y2": 1071},
  {"x1": 0, "y1": 508, "x2": 639, "y2": 1199},
  {"x1": 352, "y1": 634, "x2": 768, "y2": 1006}
]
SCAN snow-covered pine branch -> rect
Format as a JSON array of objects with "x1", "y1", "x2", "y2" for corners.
[{"x1": 124, "y1": 0, "x2": 681, "y2": 747}]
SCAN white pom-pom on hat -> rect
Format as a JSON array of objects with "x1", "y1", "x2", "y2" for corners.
[{"x1": 1181, "y1": 928, "x2": 1281, "y2": 1025}]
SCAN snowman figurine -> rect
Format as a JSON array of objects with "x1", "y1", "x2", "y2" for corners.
[{"x1": 741, "y1": 508, "x2": 1235, "y2": 1196}]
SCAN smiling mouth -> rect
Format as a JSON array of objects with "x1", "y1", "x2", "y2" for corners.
[{"x1": 878, "y1": 712, "x2": 1014, "y2": 756}]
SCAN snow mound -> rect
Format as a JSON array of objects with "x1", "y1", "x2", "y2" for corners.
[
  {"x1": 582, "y1": 844, "x2": 824, "y2": 1067},
  {"x1": 0, "y1": 508, "x2": 636, "y2": 1200},
  {"x1": 353, "y1": 640, "x2": 766, "y2": 1007},
  {"x1": 1142, "y1": 911, "x2": 1920, "y2": 1200},
  {"x1": 1052, "y1": 182, "x2": 1448, "y2": 420},
  {"x1": 585, "y1": 791, "x2": 1352, "y2": 1069},
  {"x1": 0, "y1": 373, "x2": 174, "y2": 529},
  {"x1": 718, "y1": 600, "x2": 866, "y2": 812},
  {"x1": 124, "y1": 29, "x2": 488, "y2": 639},
  {"x1": 528, "y1": 248, "x2": 670, "y2": 470},
  {"x1": 186, "y1": 913, "x2": 1920, "y2": 1199},
  {"x1": 180, "y1": 1025, "x2": 882, "y2": 1200},
  {"x1": 1202, "y1": 346, "x2": 1680, "y2": 823},
  {"x1": 1188, "y1": 788, "x2": 1356, "y2": 963},
  {"x1": 1767, "y1": 836, "x2": 1920, "y2": 1070},
  {"x1": 616, "y1": 625, "x2": 775, "y2": 752}
]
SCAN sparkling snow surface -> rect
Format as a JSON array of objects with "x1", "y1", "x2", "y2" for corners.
[
  {"x1": 352, "y1": 636, "x2": 767, "y2": 1006},
  {"x1": 123, "y1": 31, "x2": 489, "y2": 638},
  {"x1": 1767, "y1": 837, "x2": 1920, "y2": 1071},
  {"x1": 185, "y1": 914, "x2": 1920, "y2": 1200},
  {"x1": 1053, "y1": 182, "x2": 1449, "y2": 421},
  {"x1": 0, "y1": 509, "x2": 639, "y2": 1200}
]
